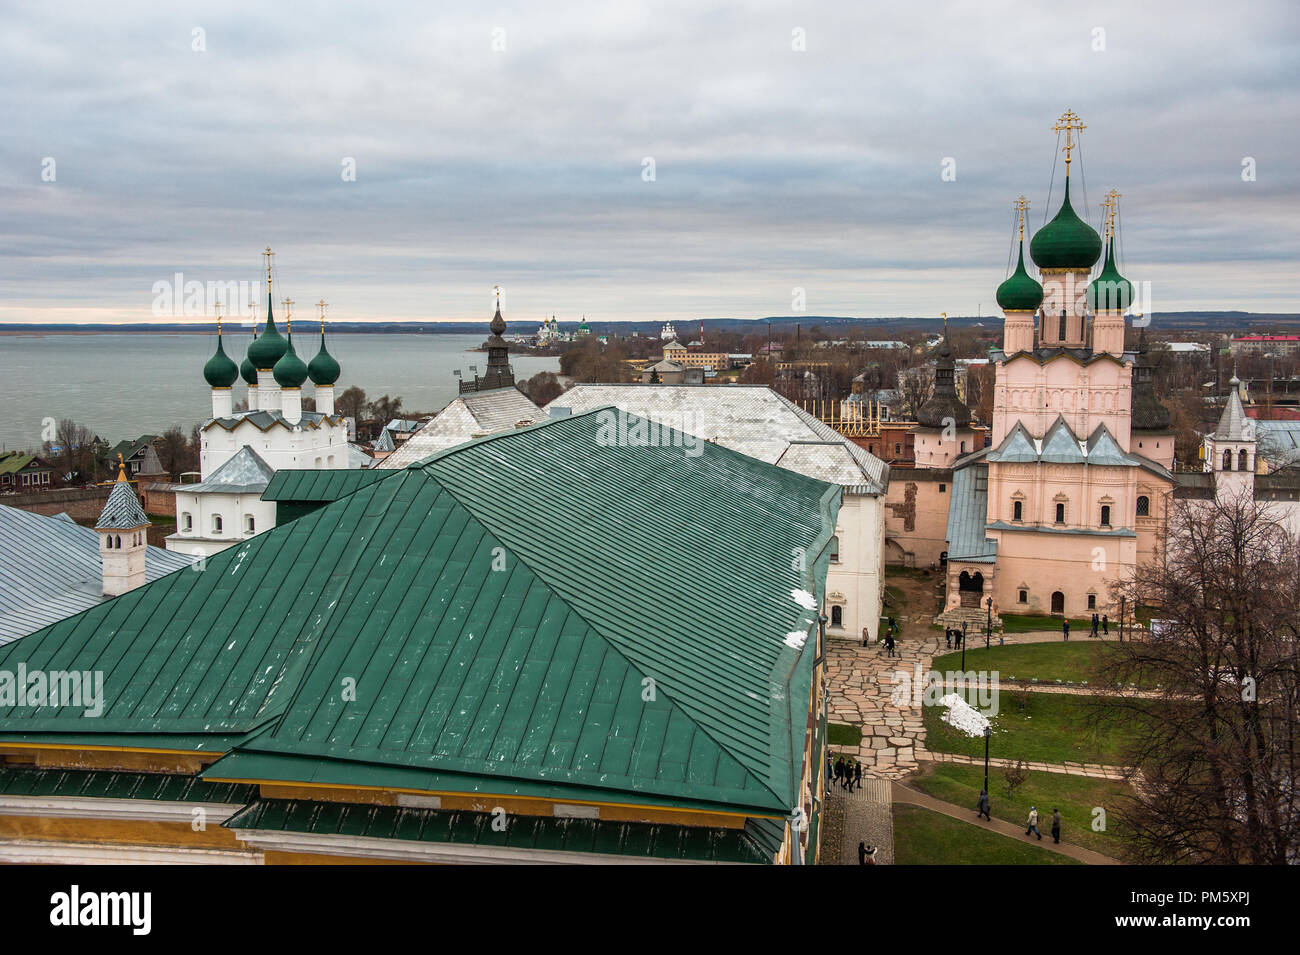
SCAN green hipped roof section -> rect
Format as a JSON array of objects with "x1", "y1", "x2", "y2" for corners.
[
  {"x1": 1029, "y1": 176, "x2": 1102, "y2": 270},
  {"x1": 225, "y1": 798, "x2": 782, "y2": 863},
  {"x1": 0, "y1": 409, "x2": 838, "y2": 816},
  {"x1": 262, "y1": 467, "x2": 395, "y2": 503}
]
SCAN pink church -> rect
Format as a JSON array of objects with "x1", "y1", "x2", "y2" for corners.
[{"x1": 942, "y1": 112, "x2": 1175, "y2": 623}]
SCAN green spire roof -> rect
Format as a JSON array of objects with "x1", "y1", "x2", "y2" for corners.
[
  {"x1": 273, "y1": 329, "x2": 309, "y2": 388},
  {"x1": 246, "y1": 294, "x2": 288, "y2": 370},
  {"x1": 996, "y1": 241, "x2": 1044, "y2": 312},
  {"x1": 203, "y1": 332, "x2": 240, "y2": 388},
  {"x1": 307, "y1": 332, "x2": 340, "y2": 385},
  {"x1": 1030, "y1": 176, "x2": 1102, "y2": 270},
  {"x1": 1087, "y1": 239, "x2": 1133, "y2": 313}
]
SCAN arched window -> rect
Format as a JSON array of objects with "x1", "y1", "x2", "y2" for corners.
[
  {"x1": 1223, "y1": 449, "x2": 1233, "y2": 471},
  {"x1": 1013, "y1": 500, "x2": 1022, "y2": 522},
  {"x1": 182, "y1": 512, "x2": 192, "y2": 532},
  {"x1": 829, "y1": 536, "x2": 840, "y2": 563},
  {"x1": 1136, "y1": 496, "x2": 1149, "y2": 517},
  {"x1": 1239, "y1": 449, "x2": 1249, "y2": 471},
  {"x1": 245, "y1": 514, "x2": 255, "y2": 534},
  {"x1": 1055, "y1": 502, "x2": 1065, "y2": 524},
  {"x1": 1100, "y1": 504, "x2": 1111, "y2": 527},
  {"x1": 114, "y1": 534, "x2": 121, "y2": 548},
  {"x1": 213, "y1": 514, "x2": 223, "y2": 534},
  {"x1": 831, "y1": 605, "x2": 843, "y2": 628},
  {"x1": 104, "y1": 535, "x2": 113, "y2": 549}
]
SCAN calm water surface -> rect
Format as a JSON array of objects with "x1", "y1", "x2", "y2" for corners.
[{"x1": 0, "y1": 333, "x2": 559, "y2": 451}]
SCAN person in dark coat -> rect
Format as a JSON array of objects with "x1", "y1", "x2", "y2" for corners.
[
  {"x1": 945, "y1": 628, "x2": 953, "y2": 649},
  {"x1": 977, "y1": 789, "x2": 991, "y2": 821},
  {"x1": 1062, "y1": 619, "x2": 1070, "y2": 641},
  {"x1": 854, "y1": 762, "x2": 862, "y2": 790},
  {"x1": 833, "y1": 757, "x2": 842, "y2": 785},
  {"x1": 1051, "y1": 808, "x2": 1062, "y2": 844},
  {"x1": 1091, "y1": 613, "x2": 1099, "y2": 637},
  {"x1": 858, "y1": 841, "x2": 867, "y2": 865},
  {"x1": 1102, "y1": 614, "x2": 1109, "y2": 636}
]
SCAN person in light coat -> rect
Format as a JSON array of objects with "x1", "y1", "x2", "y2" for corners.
[{"x1": 1026, "y1": 806, "x2": 1042, "y2": 839}]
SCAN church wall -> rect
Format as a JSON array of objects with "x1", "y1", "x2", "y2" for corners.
[
  {"x1": 1131, "y1": 430, "x2": 1176, "y2": 470},
  {"x1": 990, "y1": 533, "x2": 1137, "y2": 618},
  {"x1": 992, "y1": 355, "x2": 1133, "y2": 449},
  {"x1": 201, "y1": 419, "x2": 351, "y2": 476}
]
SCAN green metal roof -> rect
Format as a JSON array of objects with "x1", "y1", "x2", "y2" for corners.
[
  {"x1": 225, "y1": 798, "x2": 781, "y2": 863},
  {"x1": 0, "y1": 409, "x2": 838, "y2": 816},
  {"x1": 0, "y1": 765, "x2": 255, "y2": 804},
  {"x1": 262, "y1": 467, "x2": 395, "y2": 503}
]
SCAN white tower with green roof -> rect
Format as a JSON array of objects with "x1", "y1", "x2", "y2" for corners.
[{"x1": 96, "y1": 456, "x2": 150, "y2": 597}]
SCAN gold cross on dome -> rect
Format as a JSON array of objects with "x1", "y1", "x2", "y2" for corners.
[
  {"x1": 263, "y1": 247, "x2": 275, "y2": 287},
  {"x1": 1015, "y1": 195, "x2": 1030, "y2": 240},
  {"x1": 1052, "y1": 109, "x2": 1086, "y2": 166},
  {"x1": 493, "y1": 285, "x2": 502, "y2": 308},
  {"x1": 317, "y1": 299, "x2": 328, "y2": 333}
]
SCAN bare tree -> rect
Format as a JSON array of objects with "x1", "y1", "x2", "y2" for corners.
[
  {"x1": 1097, "y1": 490, "x2": 1300, "y2": 864},
  {"x1": 518, "y1": 371, "x2": 564, "y2": 405},
  {"x1": 897, "y1": 367, "x2": 935, "y2": 421}
]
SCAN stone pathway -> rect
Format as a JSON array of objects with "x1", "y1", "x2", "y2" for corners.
[
  {"x1": 891, "y1": 782, "x2": 1120, "y2": 865},
  {"x1": 823, "y1": 776, "x2": 893, "y2": 865},
  {"x1": 922, "y1": 752, "x2": 1128, "y2": 780}
]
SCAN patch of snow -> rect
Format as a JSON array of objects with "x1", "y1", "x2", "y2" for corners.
[
  {"x1": 939, "y1": 693, "x2": 991, "y2": 737},
  {"x1": 783, "y1": 631, "x2": 807, "y2": 650},
  {"x1": 791, "y1": 589, "x2": 817, "y2": 610}
]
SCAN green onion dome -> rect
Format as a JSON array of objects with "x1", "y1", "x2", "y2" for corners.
[
  {"x1": 273, "y1": 330, "x2": 309, "y2": 388},
  {"x1": 203, "y1": 334, "x2": 239, "y2": 388},
  {"x1": 307, "y1": 332, "x2": 341, "y2": 385},
  {"x1": 996, "y1": 242, "x2": 1044, "y2": 311},
  {"x1": 1087, "y1": 239, "x2": 1133, "y2": 313},
  {"x1": 1030, "y1": 177, "x2": 1102, "y2": 270},
  {"x1": 240, "y1": 331, "x2": 258, "y2": 385},
  {"x1": 246, "y1": 294, "x2": 288, "y2": 369}
]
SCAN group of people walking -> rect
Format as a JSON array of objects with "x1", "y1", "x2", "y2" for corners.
[
  {"x1": 829, "y1": 754, "x2": 863, "y2": 792},
  {"x1": 944, "y1": 627, "x2": 965, "y2": 649}
]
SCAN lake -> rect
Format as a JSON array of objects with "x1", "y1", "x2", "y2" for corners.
[{"x1": 0, "y1": 333, "x2": 561, "y2": 452}]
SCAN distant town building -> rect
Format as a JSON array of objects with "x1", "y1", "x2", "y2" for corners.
[
  {"x1": 1231, "y1": 334, "x2": 1300, "y2": 356},
  {"x1": 0, "y1": 452, "x2": 54, "y2": 490}
]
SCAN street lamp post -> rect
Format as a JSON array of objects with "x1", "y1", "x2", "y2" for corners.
[
  {"x1": 1119, "y1": 595, "x2": 1125, "y2": 643},
  {"x1": 961, "y1": 620, "x2": 968, "y2": 671},
  {"x1": 985, "y1": 596, "x2": 993, "y2": 651},
  {"x1": 983, "y1": 725, "x2": 992, "y2": 794}
]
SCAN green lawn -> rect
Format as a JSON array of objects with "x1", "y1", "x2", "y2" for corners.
[
  {"x1": 892, "y1": 805, "x2": 1080, "y2": 865},
  {"x1": 1000, "y1": 613, "x2": 1096, "y2": 634},
  {"x1": 908, "y1": 763, "x2": 1130, "y2": 858},
  {"x1": 923, "y1": 691, "x2": 1134, "y2": 766},
  {"x1": 932, "y1": 642, "x2": 1110, "y2": 685},
  {"x1": 827, "y1": 723, "x2": 862, "y2": 747}
]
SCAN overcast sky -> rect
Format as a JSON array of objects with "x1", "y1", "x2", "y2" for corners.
[{"x1": 2, "y1": 1, "x2": 1296, "y2": 326}]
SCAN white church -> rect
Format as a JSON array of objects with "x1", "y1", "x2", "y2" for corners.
[{"x1": 167, "y1": 256, "x2": 355, "y2": 557}]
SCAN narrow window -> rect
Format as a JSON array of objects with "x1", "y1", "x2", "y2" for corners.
[
  {"x1": 1013, "y1": 500, "x2": 1022, "y2": 522},
  {"x1": 1239, "y1": 449, "x2": 1249, "y2": 471},
  {"x1": 1223, "y1": 449, "x2": 1233, "y2": 470},
  {"x1": 1059, "y1": 311, "x2": 1067, "y2": 340},
  {"x1": 1018, "y1": 589, "x2": 1028, "y2": 603},
  {"x1": 938, "y1": 483, "x2": 946, "y2": 493},
  {"x1": 1088, "y1": 594, "x2": 1097, "y2": 610},
  {"x1": 1100, "y1": 504, "x2": 1111, "y2": 527},
  {"x1": 1136, "y1": 496, "x2": 1150, "y2": 517},
  {"x1": 831, "y1": 605, "x2": 843, "y2": 628},
  {"x1": 829, "y1": 535, "x2": 840, "y2": 564},
  {"x1": 213, "y1": 514, "x2": 223, "y2": 534},
  {"x1": 1055, "y1": 502, "x2": 1065, "y2": 524}
]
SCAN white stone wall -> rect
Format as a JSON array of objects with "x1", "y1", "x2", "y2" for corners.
[
  {"x1": 825, "y1": 492, "x2": 886, "y2": 642},
  {"x1": 167, "y1": 490, "x2": 276, "y2": 556}
]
